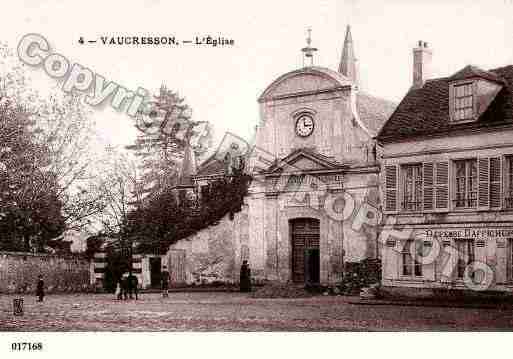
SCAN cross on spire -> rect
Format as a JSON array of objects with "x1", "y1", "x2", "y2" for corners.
[{"x1": 301, "y1": 27, "x2": 318, "y2": 67}]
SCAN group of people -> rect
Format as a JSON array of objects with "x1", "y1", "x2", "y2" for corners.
[
  {"x1": 30, "y1": 261, "x2": 251, "y2": 304},
  {"x1": 115, "y1": 273, "x2": 139, "y2": 300}
]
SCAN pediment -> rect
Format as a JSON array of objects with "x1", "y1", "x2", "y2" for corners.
[{"x1": 265, "y1": 149, "x2": 345, "y2": 174}]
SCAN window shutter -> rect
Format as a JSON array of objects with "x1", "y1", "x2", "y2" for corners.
[
  {"x1": 423, "y1": 162, "x2": 434, "y2": 210},
  {"x1": 490, "y1": 156, "x2": 502, "y2": 209},
  {"x1": 449, "y1": 85, "x2": 455, "y2": 122},
  {"x1": 384, "y1": 165, "x2": 398, "y2": 212},
  {"x1": 435, "y1": 161, "x2": 449, "y2": 210},
  {"x1": 478, "y1": 157, "x2": 490, "y2": 209}
]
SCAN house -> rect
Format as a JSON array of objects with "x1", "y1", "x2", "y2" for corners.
[{"x1": 376, "y1": 40, "x2": 513, "y2": 294}]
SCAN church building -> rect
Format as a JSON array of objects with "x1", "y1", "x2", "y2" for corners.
[{"x1": 165, "y1": 26, "x2": 396, "y2": 286}]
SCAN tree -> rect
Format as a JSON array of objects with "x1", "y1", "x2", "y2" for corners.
[
  {"x1": 92, "y1": 146, "x2": 144, "y2": 239},
  {"x1": 0, "y1": 98, "x2": 66, "y2": 251},
  {"x1": 126, "y1": 85, "x2": 211, "y2": 197},
  {"x1": 0, "y1": 43, "x2": 104, "y2": 251}
]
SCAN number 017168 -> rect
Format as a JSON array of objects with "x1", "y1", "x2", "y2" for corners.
[{"x1": 11, "y1": 342, "x2": 43, "y2": 351}]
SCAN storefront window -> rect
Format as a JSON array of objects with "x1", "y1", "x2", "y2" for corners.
[
  {"x1": 456, "y1": 239, "x2": 475, "y2": 278},
  {"x1": 402, "y1": 240, "x2": 423, "y2": 277}
]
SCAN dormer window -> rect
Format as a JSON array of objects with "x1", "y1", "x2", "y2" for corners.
[
  {"x1": 448, "y1": 66, "x2": 504, "y2": 124},
  {"x1": 453, "y1": 82, "x2": 474, "y2": 121}
]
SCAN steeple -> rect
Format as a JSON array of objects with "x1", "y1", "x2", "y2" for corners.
[
  {"x1": 339, "y1": 25, "x2": 359, "y2": 87},
  {"x1": 177, "y1": 140, "x2": 197, "y2": 187}
]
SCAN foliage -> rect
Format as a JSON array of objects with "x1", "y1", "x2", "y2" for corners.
[
  {"x1": 126, "y1": 85, "x2": 211, "y2": 196},
  {"x1": 0, "y1": 43, "x2": 103, "y2": 252},
  {"x1": 338, "y1": 258, "x2": 382, "y2": 295},
  {"x1": 125, "y1": 170, "x2": 251, "y2": 255},
  {"x1": 0, "y1": 98, "x2": 67, "y2": 251}
]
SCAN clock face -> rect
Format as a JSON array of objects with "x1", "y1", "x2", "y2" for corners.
[{"x1": 295, "y1": 114, "x2": 315, "y2": 137}]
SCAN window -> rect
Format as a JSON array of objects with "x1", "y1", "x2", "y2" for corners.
[
  {"x1": 453, "y1": 83, "x2": 474, "y2": 121},
  {"x1": 456, "y1": 239, "x2": 475, "y2": 279},
  {"x1": 402, "y1": 240, "x2": 423, "y2": 277},
  {"x1": 507, "y1": 157, "x2": 513, "y2": 209},
  {"x1": 403, "y1": 164, "x2": 423, "y2": 211},
  {"x1": 454, "y1": 159, "x2": 478, "y2": 208}
]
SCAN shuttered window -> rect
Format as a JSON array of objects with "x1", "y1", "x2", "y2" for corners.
[
  {"x1": 435, "y1": 162, "x2": 449, "y2": 209},
  {"x1": 385, "y1": 165, "x2": 398, "y2": 212},
  {"x1": 507, "y1": 157, "x2": 513, "y2": 209},
  {"x1": 423, "y1": 163, "x2": 434, "y2": 210},
  {"x1": 490, "y1": 157, "x2": 502, "y2": 208},
  {"x1": 402, "y1": 164, "x2": 422, "y2": 211},
  {"x1": 454, "y1": 159, "x2": 478, "y2": 208},
  {"x1": 478, "y1": 157, "x2": 490, "y2": 208}
]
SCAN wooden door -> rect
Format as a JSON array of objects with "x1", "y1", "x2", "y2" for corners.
[
  {"x1": 291, "y1": 218, "x2": 320, "y2": 284},
  {"x1": 168, "y1": 249, "x2": 186, "y2": 286}
]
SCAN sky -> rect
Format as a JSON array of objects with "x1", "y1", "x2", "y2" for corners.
[{"x1": 3, "y1": 0, "x2": 513, "y2": 155}]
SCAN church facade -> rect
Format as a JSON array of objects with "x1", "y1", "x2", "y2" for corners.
[{"x1": 166, "y1": 27, "x2": 396, "y2": 286}]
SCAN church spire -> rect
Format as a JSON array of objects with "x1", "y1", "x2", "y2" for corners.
[
  {"x1": 339, "y1": 25, "x2": 359, "y2": 87},
  {"x1": 177, "y1": 138, "x2": 197, "y2": 187}
]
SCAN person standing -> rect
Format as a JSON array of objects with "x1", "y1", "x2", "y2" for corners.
[
  {"x1": 36, "y1": 275, "x2": 45, "y2": 302},
  {"x1": 129, "y1": 274, "x2": 139, "y2": 300},
  {"x1": 161, "y1": 266, "x2": 169, "y2": 298},
  {"x1": 121, "y1": 273, "x2": 129, "y2": 300},
  {"x1": 240, "y1": 260, "x2": 251, "y2": 293}
]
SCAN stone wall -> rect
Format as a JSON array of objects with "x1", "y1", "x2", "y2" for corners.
[
  {"x1": 166, "y1": 205, "x2": 249, "y2": 285},
  {"x1": 0, "y1": 251, "x2": 91, "y2": 293}
]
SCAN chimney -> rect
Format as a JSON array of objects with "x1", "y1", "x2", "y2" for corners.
[{"x1": 412, "y1": 40, "x2": 432, "y2": 89}]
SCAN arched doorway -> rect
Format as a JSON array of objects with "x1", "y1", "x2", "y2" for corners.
[{"x1": 290, "y1": 218, "x2": 320, "y2": 285}]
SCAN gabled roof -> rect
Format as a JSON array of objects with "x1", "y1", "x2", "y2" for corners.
[
  {"x1": 449, "y1": 65, "x2": 504, "y2": 84},
  {"x1": 377, "y1": 65, "x2": 513, "y2": 141}
]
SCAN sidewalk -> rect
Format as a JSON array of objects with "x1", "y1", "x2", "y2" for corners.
[{"x1": 347, "y1": 296, "x2": 513, "y2": 310}]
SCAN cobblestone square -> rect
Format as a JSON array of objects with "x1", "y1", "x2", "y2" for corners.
[{"x1": 2, "y1": 292, "x2": 513, "y2": 331}]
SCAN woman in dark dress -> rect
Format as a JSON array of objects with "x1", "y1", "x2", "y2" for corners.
[
  {"x1": 240, "y1": 260, "x2": 251, "y2": 292},
  {"x1": 36, "y1": 275, "x2": 44, "y2": 302}
]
